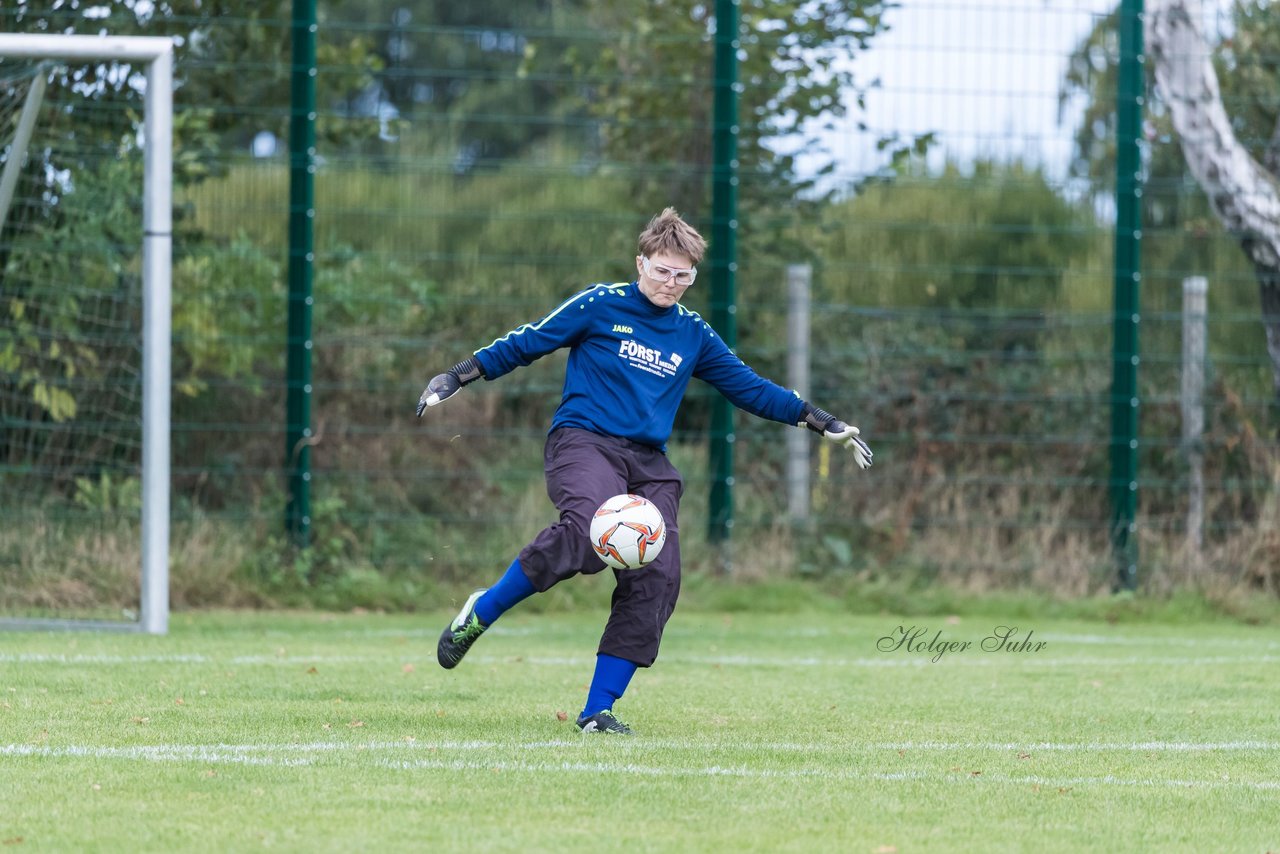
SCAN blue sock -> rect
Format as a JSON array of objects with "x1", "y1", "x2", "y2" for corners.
[
  {"x1": 474, "y1": 558, "x2": 535, "y2": 626},
  {"x1": 581, "y1": 654, "x2": 638, "y2": 718}
]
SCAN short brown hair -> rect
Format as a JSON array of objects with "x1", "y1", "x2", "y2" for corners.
[{"x1": 637, "y1": 208, "x2": 707, "y2": 265}]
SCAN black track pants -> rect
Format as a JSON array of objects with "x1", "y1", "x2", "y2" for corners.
[{"x1": 517, "y1": 427, "x2": 683, "y2": 667}]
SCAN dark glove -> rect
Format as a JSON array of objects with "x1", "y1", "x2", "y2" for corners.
[
  {"x1": 799, "y1": 403, "x2": 873, "y2": 470},
  {"x1": 416, "y1": 358, "x2": 485, "y2": 417}
]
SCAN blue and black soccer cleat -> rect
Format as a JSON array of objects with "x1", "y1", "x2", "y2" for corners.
[
  {"x1": 437, "y1": 588, "x2": 488, "y2": 669},
  {"x1": 576, "y1": 710, "x2": 634, "y2": 735}
]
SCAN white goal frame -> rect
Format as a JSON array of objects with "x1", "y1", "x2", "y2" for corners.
[{"x1": 0, "y1": 35, "x2": 173, "y2": 635}]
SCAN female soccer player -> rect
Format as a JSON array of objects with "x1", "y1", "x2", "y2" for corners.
[{"x1": 418, "y1": 208, "x2": 872, "y2": 734}]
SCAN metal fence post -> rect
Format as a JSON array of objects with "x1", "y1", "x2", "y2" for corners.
[
  {"x1": 787, "y1": 264, "x2": 812, "y2": 522},
  {"x1": 1182, "y1": 276, "x2": 1207, "y2": 556},
  {"x1": 707, "y1": 0, "x2": 740, "y2": 550},
  {"x1": 1110, "y1": 0, "x2": 1145, "y2": 591},
  {"x1": 286, "y1": 0, "x2": 317, "y2": 547}
]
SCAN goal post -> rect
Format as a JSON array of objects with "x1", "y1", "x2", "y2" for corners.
[
  {"x1": 0, "y1": 35, "x2": 173, "y2": 635},
  {"x1": 0, "y1": 66, "x2": 47, "y2": 238}
]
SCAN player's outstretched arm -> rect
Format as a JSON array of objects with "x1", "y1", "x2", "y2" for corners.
[
  {"x1": 416, "y1": 357, "x2": 485, "y2": 416},
  {"x1": 798, "y1": 403, "x2": 873, "y2": 470}
]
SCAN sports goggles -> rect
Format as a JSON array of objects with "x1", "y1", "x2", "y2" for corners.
[{"x1": 641, "y1": 255, "x2": 698, "y2": 287}]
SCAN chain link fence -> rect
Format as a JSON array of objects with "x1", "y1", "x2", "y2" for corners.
[{"x1": 1, "y1": 1, "x2": 1276, "y2": 617}]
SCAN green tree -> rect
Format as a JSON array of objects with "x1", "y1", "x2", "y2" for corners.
[
  {"x1": 521, "y1": 0, "x2": 896, "y2": 217},
  {"x1": 1059, "y1": 2, "x2": 1274, "y2": 401},
  {"x1": 0, "y1": 0, "x2": 383, "y2": 476},
  {"x1": 801, "y1": 162, "x2": 1104, "y2": 524},
  {"x1": 1064, "y1": 3, "x2": 1280, "y2": 193},
  {"x1": 2, "y1": 1, "x2": 384, "y2": 169},
  {"x1": 1146, "y1": 0, "x2": 1280, "y2": 414},
  {"x1": 1060, "y1": 7, "x2": 1214, "y2": 254},
  {"x1": 314, "y1": 0, "x2": 902, "y2": 217},
  {"x1": 323, "y1": 0, "x2": 581, "y2": 166},
  {"x1": 819, "y1": 160, "x2": 1090, "y2": 319}
]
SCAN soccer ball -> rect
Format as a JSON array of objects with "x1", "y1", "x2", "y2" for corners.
[{"x1": 589, "y1": 494, "x2": 667, "y2": 570}]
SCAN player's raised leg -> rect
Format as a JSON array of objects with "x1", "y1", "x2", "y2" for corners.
[
  {"x1": 437, "y1": 557, "x2": 537, "y2": 669},
  {"x1": 437, "y1": 427, "x2": 626, "y2": 670}
]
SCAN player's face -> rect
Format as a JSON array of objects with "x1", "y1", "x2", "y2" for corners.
[{"x1": 636, "y1": 251, "x2": 697, "y2": 308}]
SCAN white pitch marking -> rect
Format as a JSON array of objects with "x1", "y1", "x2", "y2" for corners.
[
  {"x1": 0, "y1": 653, "x2": 211, "y2": 664},
  {"x1": 867, "y1": 740, "x2": 1280, "y2": 753},
  {"x1": 6, "y1": 738, "x2": 1277, "y2": 759},
  {"x1": 372, "y1": 757, "x2": 1280, "y2": 791},
  {"x1": 0, "y1": 743, "x2": 310, "y2": 766},
  {"x1": 7, "y1": 742, "x2": 1275, "y2": 791}
]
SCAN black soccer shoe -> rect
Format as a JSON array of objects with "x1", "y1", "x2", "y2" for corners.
[
  {"x1": 437, "y1": 588, "x2": 489, "y2": 669},
  {"x1": 576, "y1": 710, "x2": 634, "y2": 735}
]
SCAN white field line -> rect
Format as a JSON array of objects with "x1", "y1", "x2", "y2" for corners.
[
  {"x1": 374, "y1": 758, "x2": 1280, "y2": 792},
  {"x1": 4, "y1": 652, "x2": 1280, "y2": 669},
  {"x1": 3, "y1": 741, "x2": 1277, "y2": 791},
  {"x1": 0, "y1": 743, "x2": 311, "y2": 766},
  {"x1": 6, "y1": 738, "x2": 1279, "y2": 756},
  {"x1": 3, "y1": 622, "x2": 1272, "y2": 650}
]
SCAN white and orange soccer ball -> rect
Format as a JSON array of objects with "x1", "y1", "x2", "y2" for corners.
[{"x1": 589, "y1": 494, "x2": 667, "y2": 570}]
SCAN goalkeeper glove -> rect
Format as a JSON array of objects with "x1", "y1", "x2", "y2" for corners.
[
  {"x1": 416, "y1": 358, "x2": 485, "y2": 416},
  {"x1": 799, "y1": 403, "x2": 873, "y2": 470}
]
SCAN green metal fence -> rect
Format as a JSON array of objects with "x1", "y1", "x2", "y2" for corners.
[{"x1": 2, "y1": 1, "x2": 1277, "y2": 618}]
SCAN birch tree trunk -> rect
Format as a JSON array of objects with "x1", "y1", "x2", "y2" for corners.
[{"x1": 1146, "y1": 0, "x2": 1280, "y2": 410}]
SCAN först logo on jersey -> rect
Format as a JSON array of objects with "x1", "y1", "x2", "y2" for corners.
[{"x1": 618, "y1": 339, "x2": 681, "y2": 378}]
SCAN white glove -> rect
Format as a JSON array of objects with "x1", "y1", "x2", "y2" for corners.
[
  {"x1": 823, "y1": 421, "x2": 873, "y2": 470},
  {"x1": 799, "y1": 404, "x2": 873, "y2": 470}
]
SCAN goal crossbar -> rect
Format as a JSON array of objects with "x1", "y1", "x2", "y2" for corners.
[{"x1": 0, "y1": 34, "x2": 173, "y2": 635}]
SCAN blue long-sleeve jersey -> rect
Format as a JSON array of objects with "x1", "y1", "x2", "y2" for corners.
[{"x1": 473, "y1": 282, "x2": 806, "y2": 451}]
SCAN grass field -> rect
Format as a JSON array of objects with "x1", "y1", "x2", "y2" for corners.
[{"x1": 2, "y1": 606, "x2": 1278, "y2": 852}]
